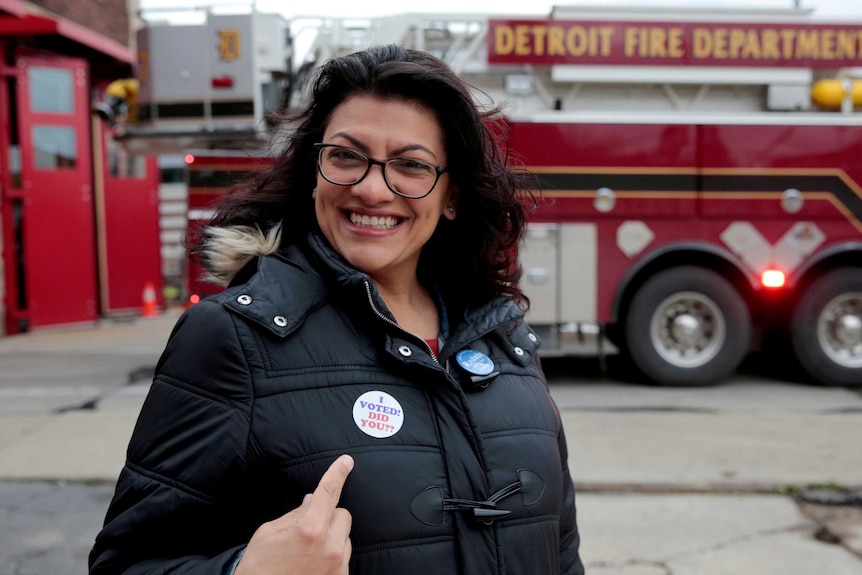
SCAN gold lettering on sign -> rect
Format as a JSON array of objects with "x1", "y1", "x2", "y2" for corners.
[
  {"x1": 692, "y1": 28, "x2": 711, "y2": 58},
  {"x1": 495, "y1": 25, "x2": 514, "y2": 55},
  {"x1": 835, "y1": 31, "x2": 859, "y2": 59},
  {"x1": 796, "y1": 30, "x2": 819, "y2": 59},
  {"x1": 489, "y1": 21, "x2": 862, "y2": 65},
  {"x1": 218, "y1": 29, "x2": 241, "y2": 61},
  {"x1": 548, "y1": 26, "x2": 566, "y2": 55},
  {"x1": 531, "y1": 26, "x2": 548, "y2": 55},
  {"x1": 761, "y1": 29, "x2": 780, "y2": 59},
  {"x1": 515, "y1": 25, "x2": 531, "y2": 55}
]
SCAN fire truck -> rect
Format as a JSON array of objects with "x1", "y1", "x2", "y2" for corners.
[{"x1": 121, "y1": 6, "x2": 862, "y2": 387}]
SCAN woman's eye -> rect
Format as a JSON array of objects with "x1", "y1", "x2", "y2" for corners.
[
  {"x1": 392, "y1": 159, "x2": 434, "y2": 175},
  {"x1": 330, "y1": 148, "x2": 364, "y2": 162}
]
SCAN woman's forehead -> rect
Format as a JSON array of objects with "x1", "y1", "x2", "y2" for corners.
[{"x1": 322, "y1": 95, "x2": 446, "y2": 155}]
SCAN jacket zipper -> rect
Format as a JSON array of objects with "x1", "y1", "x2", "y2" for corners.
[{"x1": 363, "y1": 280, "x2": 447, "y2": 369}]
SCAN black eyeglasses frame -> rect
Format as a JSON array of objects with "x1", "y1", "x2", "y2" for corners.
[{"x1": 314, "y1": 143, "x2": 448, "y2": 199}]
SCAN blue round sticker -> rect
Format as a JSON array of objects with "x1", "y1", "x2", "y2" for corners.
[{"x1": 456, "y1": 349, "x2": 495, "y2": 376}]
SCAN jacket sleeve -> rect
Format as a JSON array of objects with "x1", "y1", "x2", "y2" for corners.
[
  {"x1": 89, "y1": 300, "x2": 259, "y2": 575},
  {"x1": 557, "y1": 408, "x2": 585, "y2": 575}
]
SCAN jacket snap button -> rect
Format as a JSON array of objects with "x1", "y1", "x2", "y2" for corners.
[
  {"x1": 528, "y1": 332, "x2": 537, "y2": 342},
  {"x1": 237, "y1": 294, "x2": 252, "y2": 305},
  {"x1": 514, "y1": 346, "x2": 525, "y2": 356},
  {"x1": 273, "y1": 316, "x2": 287, "y2": 327},
  {"x1": 398, "y1": 345, "x2": 413, "y2": 357}
]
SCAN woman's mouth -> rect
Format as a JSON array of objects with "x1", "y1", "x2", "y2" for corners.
[{"x1": 348, "y1": 211, "x2": 401, "y2": 229}]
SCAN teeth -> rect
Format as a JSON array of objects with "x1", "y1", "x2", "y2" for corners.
[{"x1": 350, "y1": 212, "x2": 399, "y2": 229}]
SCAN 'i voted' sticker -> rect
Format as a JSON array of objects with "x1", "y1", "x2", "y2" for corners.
[{"x1": 352, "y1": 391, "x2": 404, "y2": 438}]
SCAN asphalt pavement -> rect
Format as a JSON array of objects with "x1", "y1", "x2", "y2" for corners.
[{"x1": 1, "y1": 309, "x2": 861, "y2": 575}]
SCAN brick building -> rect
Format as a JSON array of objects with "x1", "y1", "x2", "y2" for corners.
[
  {"x1": 0, "y1": 0, "x2": 162, "y2": 335},
  {"x1": 26, "y1": 0, "x2": 133, "y2": 48}
]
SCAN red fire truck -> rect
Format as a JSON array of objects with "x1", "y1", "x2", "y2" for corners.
[{"x1": 123, "y1": 6, "x2": 862, "y2": 387}]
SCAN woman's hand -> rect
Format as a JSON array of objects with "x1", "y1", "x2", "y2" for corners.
[{"x1": 235, "y1": 455, "x2": 354, "y2": 575}]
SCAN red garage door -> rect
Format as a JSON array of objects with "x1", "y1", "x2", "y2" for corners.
[{"x1": 99, "y1": 120, "x2": 162, "y2": 313}]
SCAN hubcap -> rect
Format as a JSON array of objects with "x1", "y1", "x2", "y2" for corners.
[
  {"x1": 650, "y1": 291, "x2": 726, "y2": 368},
  {"x1": 671, "y1": 313, "x2": 701, "y2": 346},
  {"x1": 817, "y1": 292, "x2": 862, "y2": 368}
]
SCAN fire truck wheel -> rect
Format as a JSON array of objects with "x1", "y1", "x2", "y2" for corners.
[
  {"x1": 791, "y1": 267, "x2": 862, "y2": 387},
  {"x1": 624, "y1": 266, "x2": 751, "y2": 386}
]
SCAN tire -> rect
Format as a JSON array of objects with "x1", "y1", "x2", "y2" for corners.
[
  {"x1": 623, "y1": 266, "x2": 751, "y2": 386},
  {"x1": 791, "y1": 267, "x2": 862, "y2": 387}
]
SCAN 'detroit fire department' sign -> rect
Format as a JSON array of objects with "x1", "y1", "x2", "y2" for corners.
[{"x1": 488, "y1": 19, "x2": 862, "y2": 68}]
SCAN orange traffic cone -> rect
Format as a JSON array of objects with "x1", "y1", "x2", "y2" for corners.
[{"x1": 141, "y1": 281, "x2": 159, "y2": 317}]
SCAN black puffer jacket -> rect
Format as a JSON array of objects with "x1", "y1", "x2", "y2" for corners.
[{"x1": 90, "y1": 233, "x2": 584, "y2": 575}]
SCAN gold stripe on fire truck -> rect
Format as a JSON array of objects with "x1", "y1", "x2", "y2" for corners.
[
  {"x1": 537, "y1": 191, "x2": 697, "y2": 199},
  {"x1": 529, "y1": 164, "x2": 862, "y2": 212},
  {"x1": 527, "y1": 165, "x2": 862, "y2": 203},
  {"x1": 532, "y1": 166, "x2": 697, "y2": 175},
  {"x1": 701, "y1": 166, "x2": 862, "y2": 202}
]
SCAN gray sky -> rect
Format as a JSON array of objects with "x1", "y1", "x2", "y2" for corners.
[{"x1": 140, "y1": 0, "x2": 861, "y2": 20}]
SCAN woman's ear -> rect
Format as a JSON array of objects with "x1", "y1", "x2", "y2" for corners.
[{"x1": 443, "y1": 189, "x2": 459, "y2": 220}]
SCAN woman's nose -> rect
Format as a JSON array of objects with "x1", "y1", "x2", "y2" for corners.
[{"x1": 350, "y1": 163, "x2": 395, "y2": 202}]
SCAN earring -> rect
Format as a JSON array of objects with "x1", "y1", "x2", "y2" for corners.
[
  {"x1": 312, "y1": 187, "x2": 317, "y2": 199},
  {"x1": 447, "y1": 206, "x2": 454, "y2": 214}
]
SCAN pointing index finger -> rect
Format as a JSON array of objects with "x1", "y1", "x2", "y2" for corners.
[{"x1": 308, "y1": 454, "x2": 354, "y2": 516}]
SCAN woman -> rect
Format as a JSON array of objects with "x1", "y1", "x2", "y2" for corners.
[{"x1": 90, "y1": 44, "x2": 584, "y2": 575}]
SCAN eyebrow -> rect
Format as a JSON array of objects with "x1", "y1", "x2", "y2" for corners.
[{"x1": 328, "y1": 131, "x2": 439, "y2": 160}]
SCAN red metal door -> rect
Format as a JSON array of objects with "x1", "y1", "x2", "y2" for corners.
[
  {"x1": 15, "y1": 50, "x2": 97, "y2": 329},
  {"x1": 98, "y1": 121, "x2": 163, "y2": 313}
]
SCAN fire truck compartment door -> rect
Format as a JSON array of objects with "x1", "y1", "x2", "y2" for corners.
[
  {"x1": 521, "y1": 223, "x2": 597, "y2": 325},
  {"x1": 522, "y1": 224, "x2": 558, "y2": 325},
  {"x1": 560, "y1": 224, "x2": 597, "y2": 323}
]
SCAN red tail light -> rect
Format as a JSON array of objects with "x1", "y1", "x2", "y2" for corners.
[{"x1": 761, "y1": 269, "x2": 786, "y2": 288}]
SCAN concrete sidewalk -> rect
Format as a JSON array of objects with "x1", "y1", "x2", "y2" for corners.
[{"x1": 1, "y1": 310, "x2": 860, "y2": 574}]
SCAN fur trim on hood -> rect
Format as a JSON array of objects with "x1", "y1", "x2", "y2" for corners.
[{"x1": 198, "y1": 221, "x2": 282, "y2": 286}]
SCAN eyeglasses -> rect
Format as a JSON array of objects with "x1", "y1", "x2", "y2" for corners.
[{"x1": 314, "y1": 143, "x2": 448, "y2": 199}]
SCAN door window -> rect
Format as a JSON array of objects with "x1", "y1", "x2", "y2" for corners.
[
  {"x1": 107, "y1": 136, "x2": 146, "y2": 178},
  {"x1": 32, "y1": 125, "x2": 77, "y2": 169},
  {"x1": 28, "y1": 67, "x2": 74, "y2": 113}
]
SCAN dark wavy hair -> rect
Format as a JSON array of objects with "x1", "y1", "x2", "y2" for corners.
[{"x1": 197, "y1": 44, "x2": 534, "y2": 311}]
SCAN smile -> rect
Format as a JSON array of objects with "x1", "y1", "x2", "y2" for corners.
[{"x1": 349, "y1": 211, "x2": 401, "y2": 229}]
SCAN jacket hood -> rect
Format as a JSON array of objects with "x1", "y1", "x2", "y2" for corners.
[{"x1": 198, "y1": 222, "x2": 283, "y2": 286}]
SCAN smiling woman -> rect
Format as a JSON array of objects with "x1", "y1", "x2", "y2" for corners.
[
  {"x1": 89, "y1": 44, "x2": 584, "y2": 575},
  {"x1": 311, "y1": 95, "x2": 456, "y2": 306}
]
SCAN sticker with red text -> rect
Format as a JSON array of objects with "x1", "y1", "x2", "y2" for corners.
[{"x1": 352, "y1": 391, "x2": 404, "y2": 438}]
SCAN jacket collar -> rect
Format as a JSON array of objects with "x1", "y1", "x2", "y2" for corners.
[{"x1": 223, "y1": 233, "x2": 525, "y2": 347}]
